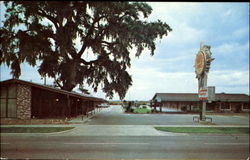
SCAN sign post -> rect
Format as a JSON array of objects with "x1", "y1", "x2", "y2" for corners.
[{"x1": 195, "y1": 44, "x2": 214, "y2": 120}]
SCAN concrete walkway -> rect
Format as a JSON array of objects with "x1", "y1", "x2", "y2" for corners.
[
  {"x1": 1, "y1": 124, "x2": 249, "y2": 137},
  {"x1": 0, "y1": 124, "x2": 180, "y2": 136},
  {"x1": 52, "y1": 125, "x2": 185, "y2": 136}
]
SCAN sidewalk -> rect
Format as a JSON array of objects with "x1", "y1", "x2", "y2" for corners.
[{"x1": 1, "y1": 123, "x2": 249, "y2": 137}]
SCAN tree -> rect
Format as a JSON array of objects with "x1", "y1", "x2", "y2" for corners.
[{"x1": 0, "y1": 1, "x2": 172, "y2": 99}]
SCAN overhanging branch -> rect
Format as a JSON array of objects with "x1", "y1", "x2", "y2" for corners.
[
  {"x1": 37, "y1": 9, "x2": 59, "y2": 30},
  {"x1": 54, "y1": 78, "x2": 63, "y2": 89},
  {"x1": 77, "y1": 15, "x2": 106, "y2": 58}
]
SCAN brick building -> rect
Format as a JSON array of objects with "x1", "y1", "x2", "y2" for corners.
[{"x1": 0, "y1": 79, "x2": 106, "y2": 119}]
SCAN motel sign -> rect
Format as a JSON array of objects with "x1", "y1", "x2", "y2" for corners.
[{"x1": 199, "y1": 88, "x2": 208, "y2": 100}]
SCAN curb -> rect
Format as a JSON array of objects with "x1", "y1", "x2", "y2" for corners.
[
  {"x1": 45, "y1": 127, "x2": 77, "y2": 135},
  {"x1": 153, "y1": 125, "x2": 249, "y2": 127},
  {"x1": 0, "y1": 126, "x2": 76, "y2": 136}
]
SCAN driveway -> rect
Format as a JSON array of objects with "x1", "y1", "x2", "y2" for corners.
[{"x1": 55, "y1": 125, "x2": 187, "y2": 136}]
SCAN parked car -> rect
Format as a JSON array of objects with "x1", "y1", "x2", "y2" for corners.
[
  {"x1": 139, "y1": 105, "x2": 151, "y2": 110},
  {"x1": 98, "y1": 103, "x2": 110, "y2": 108}
]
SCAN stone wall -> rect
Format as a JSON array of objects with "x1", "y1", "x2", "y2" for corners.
[{"x1": 16, "y1": 84, "x2": 31, "y2": 119}]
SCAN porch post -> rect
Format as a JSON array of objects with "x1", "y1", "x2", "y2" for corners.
[{"x1": 67, "y1": 95, "x2": 71, "y2": 118}]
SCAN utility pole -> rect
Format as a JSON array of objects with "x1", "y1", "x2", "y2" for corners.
[
  {"x1": 195, "y1": 44, "x2": 214, "y2": 120},
  {"x1": 44, "y1": 76, "x2": 46, "y2": 85},
  {"x1": 41, "y1": 74, "x2": 47, "y2": 85}
]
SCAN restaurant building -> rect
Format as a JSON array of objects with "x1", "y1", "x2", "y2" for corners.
[{"x1": 152, "y1": 93, "x2": 249, "y2": 113}]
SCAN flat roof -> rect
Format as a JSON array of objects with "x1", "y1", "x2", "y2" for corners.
[{"x1": 0, "y1": 79, "x2": 107, "y2": 102}]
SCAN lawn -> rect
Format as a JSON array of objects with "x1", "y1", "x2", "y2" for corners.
[
  {"x1": 1, "y1": 127, "x2": 75, "y2": 133},
  {"x1": 155, "y1": 127, "x2": 249, "y2": 134},
  {"x1": 133, "y1": 108, "x2": 151, "y2": 113}
]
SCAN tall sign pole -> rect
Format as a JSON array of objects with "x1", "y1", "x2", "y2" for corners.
[{"x1": 195, "y1": 44, "x2": 214, "y2": 120}]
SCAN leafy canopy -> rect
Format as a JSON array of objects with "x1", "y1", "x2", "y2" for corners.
[{"x1": 0, "y1": 1, "x2": 172, "y2": 99}]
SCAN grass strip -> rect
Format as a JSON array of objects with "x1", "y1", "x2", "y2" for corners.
[
  {"x1": 0, "y1": 127, "x2": 75, "y2": 133},
  {"x1": 155, "y1": 127, "x2": 249, "y2": 134},
  {"x1": 133, "y1": 108, "x2": 151, "y2": 113}
]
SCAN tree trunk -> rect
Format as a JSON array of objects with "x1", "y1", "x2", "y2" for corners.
[{"x1": 62, "y1": 60, "x2": 77, "y2": 91}]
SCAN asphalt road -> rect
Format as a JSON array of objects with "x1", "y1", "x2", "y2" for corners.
[{"x1": 1, "y1": 135, "x2": 249, "y2": 159}]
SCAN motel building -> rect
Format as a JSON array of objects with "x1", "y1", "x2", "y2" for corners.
[
  {"x1": 151, "y1": 93, "x2": 249, "y2": 113},
  {"x1": 0, "y1": 79, "x2": 107, "y2": 120}
]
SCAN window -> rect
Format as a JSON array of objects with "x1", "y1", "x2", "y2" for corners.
[
  {"x1": 1, "y1": 86, "x2": 7, "y2": 98},
  {"x1": 8, "y1": 84, "x2": 16, "y2": 98},
  {"x1": 0, "y1": 86, "x2": 7, "y2": 117},
  {"x1": 0, "y1": 99, "x2": 7, "y2": 117},
  {"x1": 220, "y1": 103, "x2": 230, "y2": 110},
  {"x1": 8, "y1": 99, "x2": 17, "y2": 117},
  {"x1": 0, "y1": 84, "x2": 17, "y2": 118},
  {"x1": 242, "y1": 103, "x2": 249, "y2": 110}
]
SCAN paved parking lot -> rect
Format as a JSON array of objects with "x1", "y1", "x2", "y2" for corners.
[{"x1": 87, "y1": 105, "x2": 249, "y2": 125}]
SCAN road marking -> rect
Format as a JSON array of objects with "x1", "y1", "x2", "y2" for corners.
[
  {"x1": 64, "y1": 142, "x2": 149, "y2": 145},
  {"x1": 205, "y1": 143, "x2": 249, "y2": 145}
]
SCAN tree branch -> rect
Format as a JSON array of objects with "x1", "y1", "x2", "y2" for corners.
[
  {"x1": 37, "y1": 9, "x2": 59, "y2": 30},
  {"x1": 54, "y1": 78, "x2": 63, "y2": 89},
  {"x1": 79, "y1": 58, "x2": 97, "y2": 66},
  {"x1": 79, "y1": 50, "x2": 112, "y2": 67},
  {"x1": 77, "y1": 15, "x2": 106, "y2": 58},
  {"x1": 101, "y1": 41, "x2": 118, "y2": 45}
]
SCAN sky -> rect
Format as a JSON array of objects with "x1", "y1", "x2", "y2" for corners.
[{"x1": 1, "y1": 2, "x2": 249, "y2": 101}]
